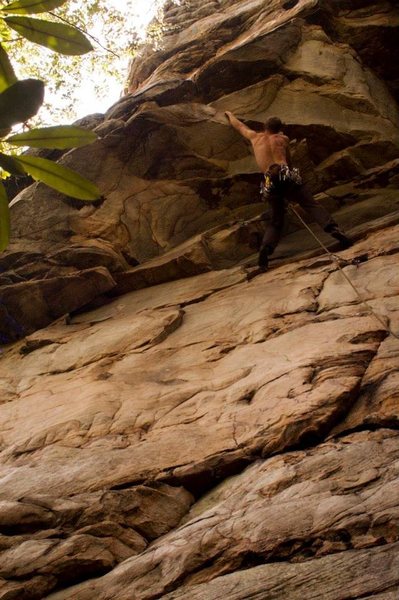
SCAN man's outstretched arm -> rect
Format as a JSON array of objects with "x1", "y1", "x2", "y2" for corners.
[{"x1": 225, "y1": 111, "x2": 257, "y2": 140}]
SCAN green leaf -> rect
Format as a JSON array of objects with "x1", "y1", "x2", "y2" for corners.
[
  {"x1": 1, "y1": 0, "x2": 68, "y2": 15},
  {"x1": 8, "y1": 125, "x2": 97, "y2": 149},
  {"x1": 15, "y1": 155, "x2": 101, "y2": 200},
  {"x1": 0, "y1": 180, "x2": 10, "y2": 252},
  {"x1": 0, "y1": 44, "x2": 17, "y2": 93},
  {"x1": 0, "y1": 152, "x2": 26, "y2": 176},
  {"x1": 0, "y1": 79, "x2": 44, "y2": 129},
  {"x1": 4, "y1": 16, "x2": 93, "y2": 55},
  {"x1": 0, "y1": 18, "x2": 12, "y2": 41}
]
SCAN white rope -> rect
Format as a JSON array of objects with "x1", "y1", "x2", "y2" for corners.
[{"x1": 287, "y1": 203, "x2": 399, "y2": 340}]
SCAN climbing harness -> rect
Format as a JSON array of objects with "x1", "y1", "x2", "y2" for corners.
[
  {"x1": 287, "y1": 202, "x2": 399, "y2": 340},
  {"x1": 261, "y1": 165, "x2": 302, "y2": 195}
]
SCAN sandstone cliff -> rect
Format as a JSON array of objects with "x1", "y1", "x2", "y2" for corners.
[{"x1": 0, "y1": 0, "x2": 399, "y2": 598}]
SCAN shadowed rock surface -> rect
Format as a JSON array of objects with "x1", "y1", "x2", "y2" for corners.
[{"x1": 0, "y1": 0, "x2": 398, "y2": 598}]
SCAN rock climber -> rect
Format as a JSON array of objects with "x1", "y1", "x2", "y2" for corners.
[{"x1": 225, "y1": 112, "x2": 352, "y2": 270}]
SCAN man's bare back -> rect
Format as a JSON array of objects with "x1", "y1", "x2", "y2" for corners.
[
  {"x1": 250, "y1": 131, "x2": 290, "y2": 172},
  {"x1": 225, "y1": 111, "x2": 291, "y2": 172}
]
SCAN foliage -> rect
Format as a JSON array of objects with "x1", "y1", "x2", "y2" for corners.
[
  {"x1": 0, "y1": 0, "x2": 102, "y2": 251},
  {"x1": 6, "y1": 0, "x2": 164, "y2": 124}
]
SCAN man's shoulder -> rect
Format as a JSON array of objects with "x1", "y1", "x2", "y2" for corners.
[
  {"x1": 272, "y1": 132, "x2": 290, "y2": 145},
  {"x1": 251, "y1": 131, "x2": 267, "y2": 143}
]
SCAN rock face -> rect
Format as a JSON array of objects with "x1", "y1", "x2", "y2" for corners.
[
  {"x1": 0, "y1": 0, "x2": 399, "y2": 598},
  {"x1": 2, "y1": 0, "x2": 398, "y2": 343}
]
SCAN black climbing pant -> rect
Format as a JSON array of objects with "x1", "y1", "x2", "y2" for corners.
[{"x1": 258, "y1": 178, "x2": 337, "y2": 267}]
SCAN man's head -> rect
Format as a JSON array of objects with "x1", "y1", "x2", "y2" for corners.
[{"x1": 264, "y1": 116, "x2": 283, "y2": 133}]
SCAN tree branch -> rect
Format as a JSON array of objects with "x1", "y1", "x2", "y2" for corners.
[{"x1": 48, "y1": 11, "x2": 120, "y2": 58}]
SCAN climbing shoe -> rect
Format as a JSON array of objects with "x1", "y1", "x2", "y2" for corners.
[
  {"x1": 331, "y1": 231, "x2": 353, "y2": 249},
  {"x1": 324, "y1": 224, "x2": 353, "y2": 249}
]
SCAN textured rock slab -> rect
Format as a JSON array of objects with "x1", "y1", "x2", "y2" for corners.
[
  {"x1": 318, "y1": 230, "x2": 399, "y2": 437},
  {"x1": 0, "y1": 254, "x2": 385, "y2": 501},
  {"x1": 163, "y1": 543, "x2": 399, "y2": 600},
  {"x1": 318, "y1": 255, "x2": 399, "y2": 310},
  {"x1": 43, "y1": 429, "x2": 399, "y2": 599},
  {"x1": 332, "y1": 329, "x2": 399, "y2": 435},
  {"x1": 0, "y1": 483, "x2": 192, "y2": 599},
  {"x1": 0, "y1": 267, "x2": 116, "y2": 343},
  {"x1": 0, "y1": 305, "x2": 184, "y2": 402},
  {"x1": 316, "y1": 140, "x2": 399, "y2": 186},
  {"x1": 72, "y1": 267, "x2": 248, "y2": 324},
  {"x1": 112, "y1": 220, "x2": 267, "y2": 294},
  {"x1": 0, "y1": 215, "x2": 397, "y2": 599},
  {"x1": 334, "y1": 0, "x2": 399, "y2": 101},
  {"x1": 49, "y1": 240, "x2": 130, "y2": 272},
  {"x1": 128, "y1": 0, "x2": 306, "y2": 96},
  {"x1": 211, "y1": 22, "x2": 399, "y2": 142},
  {"x1": 113, "y1": 236, "x2": 213, "y2": 294}
]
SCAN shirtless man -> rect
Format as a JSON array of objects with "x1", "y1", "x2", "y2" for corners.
[{"x1": 225, "y1": 112, "x2": 352, "y2": 270}]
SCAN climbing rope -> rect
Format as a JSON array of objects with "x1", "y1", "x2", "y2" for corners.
[{"x1": 287, "y1": 202, "x2": 399, "y2": 340}]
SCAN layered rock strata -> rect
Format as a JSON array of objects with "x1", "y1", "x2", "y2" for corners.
[
  {"x1": 0, "y1": 0, "x2": 399, "y2": 598},
  {"x1": 0, "y1": 222, "x2": 399, "y2": 599},
  {"x1": 1, "y1": 0, "x2": 398, "y2": 342}
]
